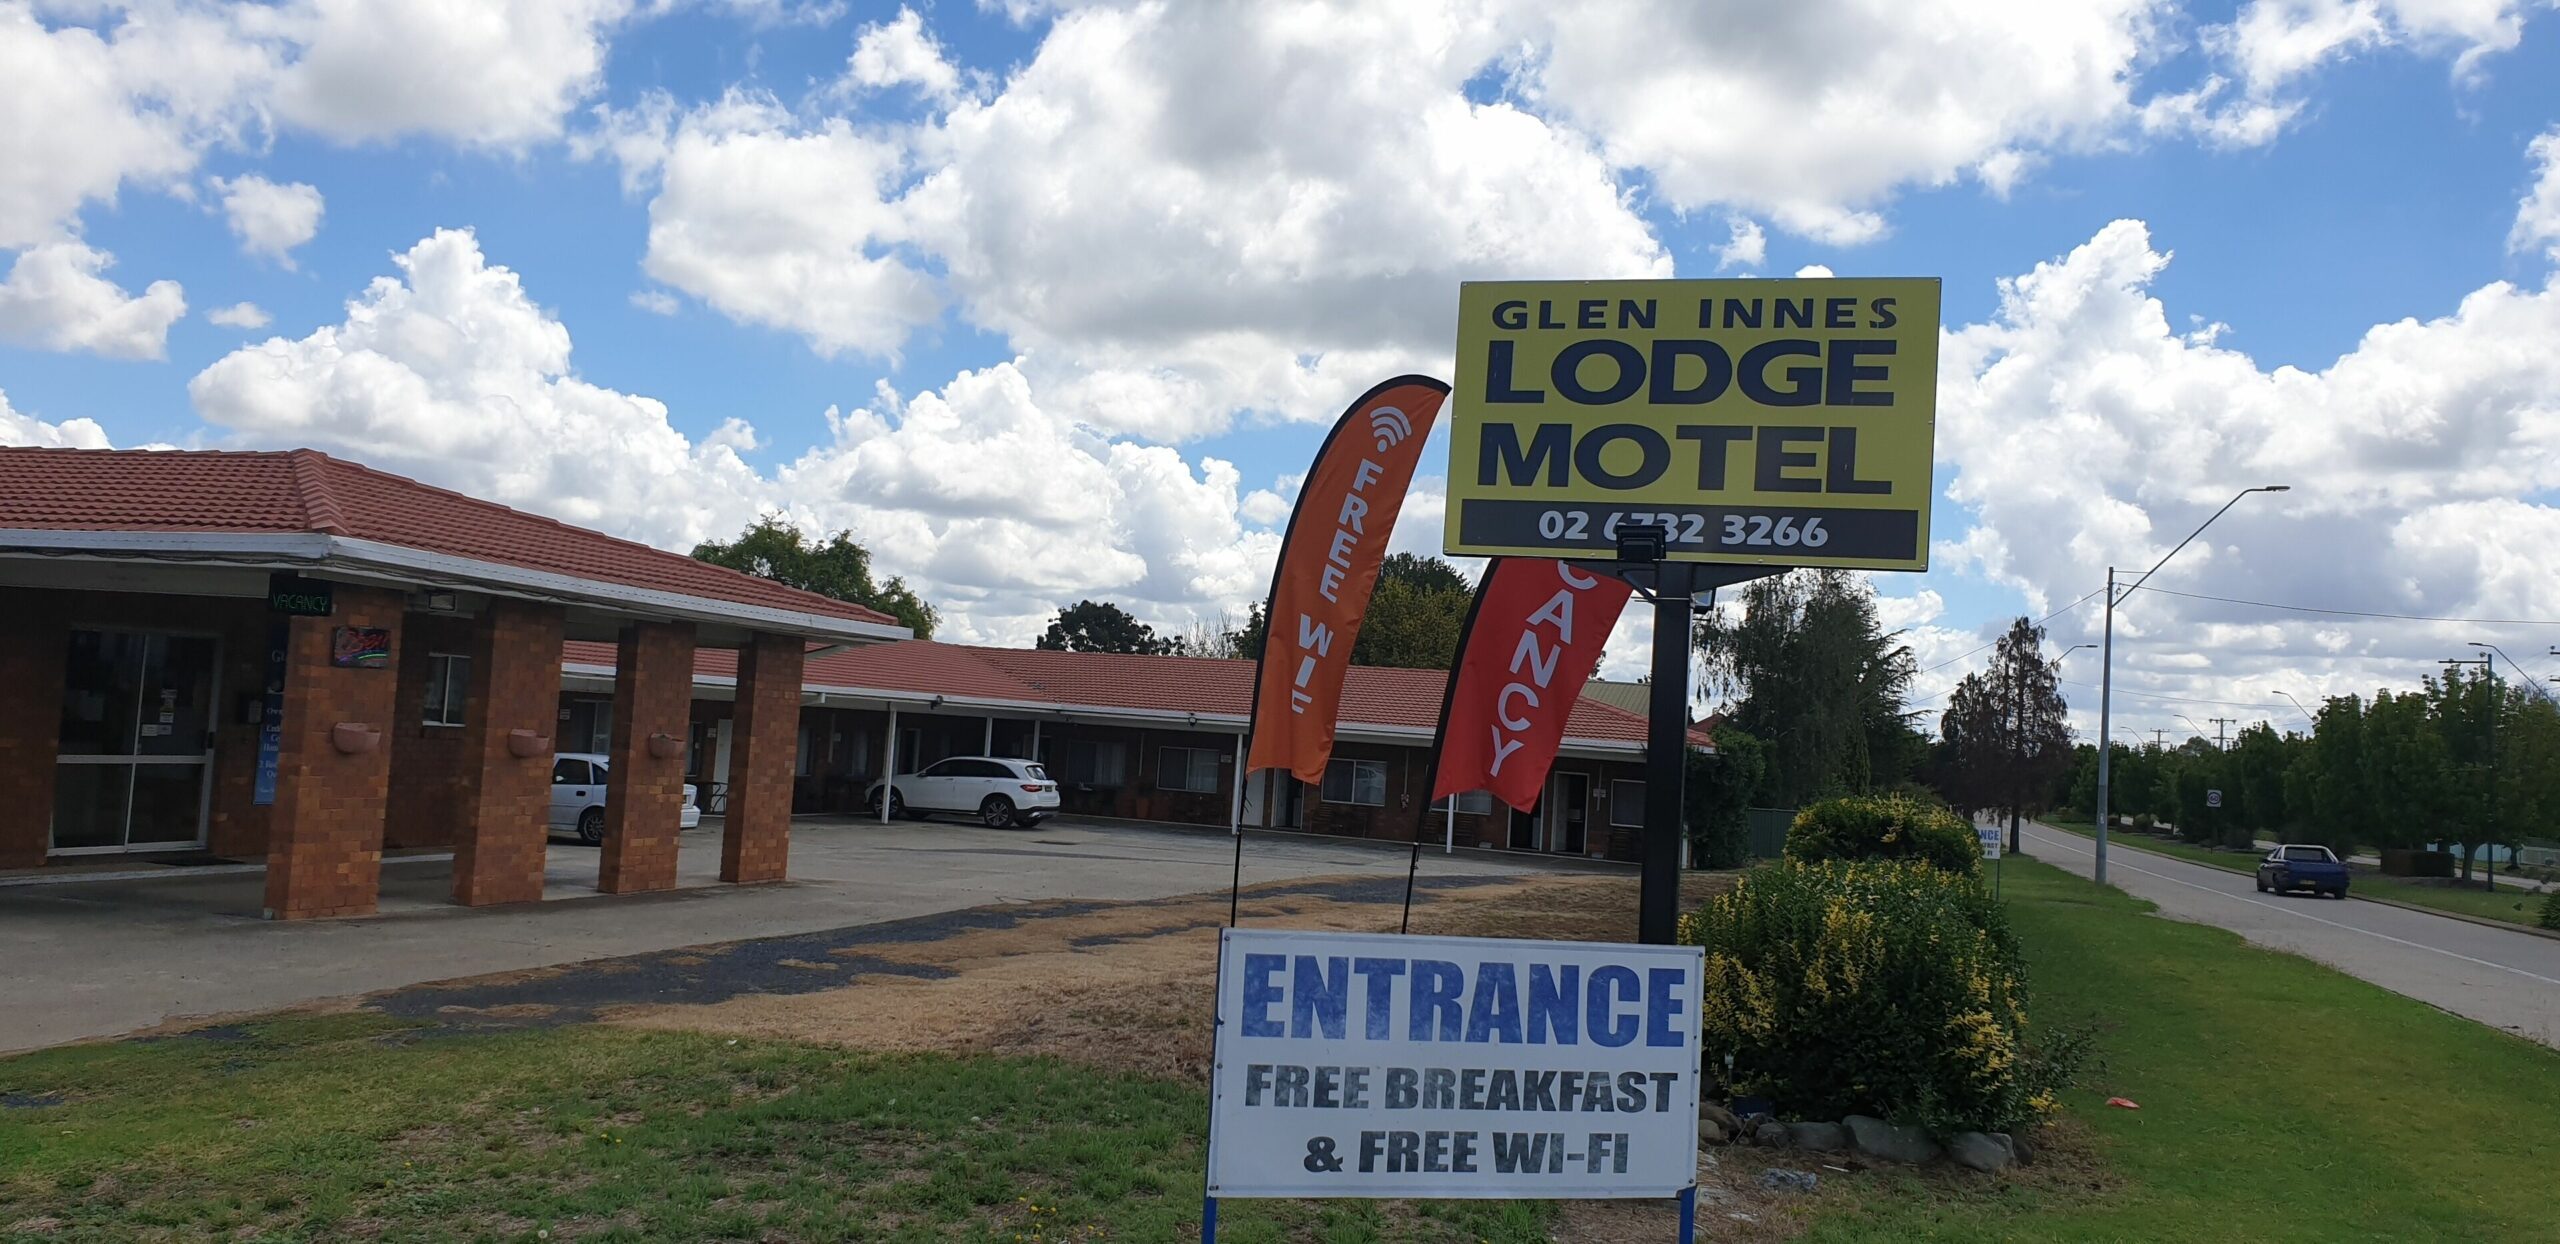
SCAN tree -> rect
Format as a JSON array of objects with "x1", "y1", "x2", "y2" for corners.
[
  {"x1": 1936, "y1": 618, "x2": 2074, "y2": 852},
  {"x1": 1694, "y1": 569, "x2": 1917, "y2": 807},
  {"x1": 1686, "y1": 725, "x2": 1769, "y2": 868},
  {"x1": 1349, "y1": 557, "x2": 1475, "y2": 669},
  {"x1": 1038, "y1": 600, "x2": 1173, "y2": 654},
  {"x1": 692, "y1": 517, "x2": 937, "y2": 637},
  {"x1": 1222, "y1": 555, "x2": 1476, "y2": 669}
]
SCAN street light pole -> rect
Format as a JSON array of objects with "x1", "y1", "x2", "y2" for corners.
[
  {"x1": 2093, "y1": 485, "x2": 2290, "y2": 886},
  {"x1": 2278, "y1": 691, "x2": 2319, "y2": 728}
]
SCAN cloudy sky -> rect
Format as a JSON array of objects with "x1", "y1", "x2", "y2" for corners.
[{"x1": 3, "y1": 0, "x2": 2558, "y2": 746}]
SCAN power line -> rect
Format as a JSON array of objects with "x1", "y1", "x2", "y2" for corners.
[
  {"x1": 2054, "y1": 677, "x2": 2291, "y2": 711},
  {"x1": 2126, "y1": 584, "x2": 2560, "y2": 628},
  {"x1": 1917, "y1": 587, "x2": 2103, "y2": 677}
]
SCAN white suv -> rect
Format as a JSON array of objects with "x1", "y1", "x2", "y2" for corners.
[
  {"x1": 864, "y1": 756, "x2": 1060, "y2": 828},
  {"x1": 550, "y1": 752, "x2": 702, "y2": 845}
]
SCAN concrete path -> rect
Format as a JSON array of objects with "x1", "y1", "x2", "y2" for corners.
[
  {"x1": 2018, "y1": 821, "x2": 2560, "y2": 1047},
  {"x1": 0, "y1": 817, "x2": 1564, "y2": 1054}
]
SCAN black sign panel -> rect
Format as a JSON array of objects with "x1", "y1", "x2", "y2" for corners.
[{"x1": 268, "y1": 573, "x2": 335, "y2": 617}]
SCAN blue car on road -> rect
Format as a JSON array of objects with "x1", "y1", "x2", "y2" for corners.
[{"x1": 2258, "y1": 844, "x2": 2351, "y2": 899}]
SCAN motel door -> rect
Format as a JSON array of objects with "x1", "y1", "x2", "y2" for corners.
[
  {"x1": 52, "y1": 630, "x2": 219, "y2": 854},
  {"x1": 1552, "y1": 772, "x2": 1591, "y2": 855}
]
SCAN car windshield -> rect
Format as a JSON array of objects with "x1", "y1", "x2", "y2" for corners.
[{"x1": 2281, "y1": 846, "x2": 2333, "y2": 863}]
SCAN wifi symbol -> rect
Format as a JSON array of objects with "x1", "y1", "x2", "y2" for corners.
[{"x1": 1369, "y1": 407, "x2": 1413, "y2": 452}]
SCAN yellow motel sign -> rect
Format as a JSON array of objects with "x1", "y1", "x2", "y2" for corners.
[{"x1": 1445, "y1": 278, "x2": 1940, "y2": 570}]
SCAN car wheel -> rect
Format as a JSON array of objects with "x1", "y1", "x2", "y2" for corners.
[
  {"x1": 577, "y1": 806, "x2": 606, "y2": 846},
  {"x1": 980, "y1": 795, "x2": 1017, "y2": 828},
  {"x1": 2256, "y1": 876, "x2": 2269, "y2": 893}
]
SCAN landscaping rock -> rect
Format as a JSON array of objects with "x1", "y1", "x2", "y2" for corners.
[
  {"x1": 1843, "y1": 1115, "x2": 1942, "y2": 1164},
  {"x1": 1785, "y1": 1121, "x2": 1848, "y2": 1152},
  {"x1": 1752, "y1": 1121, "x2": 1790, "y2": 1147},
  {"x1": 1699, "y1": 1116, "x2": 1729, "y2": 1145},
  {"x1": 1758, "y1": 1168, "x2": 1820, "y2": 1193},
  {"x1": 1949, "y1": 1131, "x2": 2016, "y2": 1172},
  {"x1": 2008, "y1": 1130, "x2": 2038, "y2": 1165}
]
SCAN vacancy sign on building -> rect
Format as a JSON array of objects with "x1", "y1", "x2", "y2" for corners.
[
  {"x1": 1205, "y1": 928, "x2": 1703, "y2": 1202},
  {"x1": 1444, "y1": 278, "x2": 1941, "y2": 571}
]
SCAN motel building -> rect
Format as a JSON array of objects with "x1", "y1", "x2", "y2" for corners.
[{"x1": 1, "y1": 447, "x2": 1700, "y2": 920}]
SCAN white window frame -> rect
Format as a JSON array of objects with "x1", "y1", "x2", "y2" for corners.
[
  {"x1": 1431, "y1": 790, "x2": 1495, "y2": 815},
  {"x1": 422, "y1": 652, "x2": 469, "y2": 728},
  {"x1": 1158, "y1": 746, "x2": 1220, "y2": 794},
  {"x1": 1608, "y1": 779, "x2": 1646, "y2": 828},
  {"x1": 1322, "y1": 758, "x2": 1387, "y2": 807}
]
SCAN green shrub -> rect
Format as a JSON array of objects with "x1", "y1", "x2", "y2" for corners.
[
  {"x1": 2538, "y1": 887, "x2": 2560, "y2": 932},
  {"x1": 1784, "y1": 794, "x2": 1981, "y2": 876},
  {"x1": 1681, "y1": 859, "x2": 2084, "y2": 1133},
  {"x1": 2131, "y1": 813, "x2": 2156, "y2": 833}
]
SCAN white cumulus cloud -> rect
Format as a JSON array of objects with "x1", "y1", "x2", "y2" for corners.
[
  {"x1": 1934, "y1": 218, "x2": 2560, "y2": 739},
  {"x1": 2515, "y1": 126, "x2": 2560, "y2": 265},
  {"x1": 184, "y1": 227, "x2": 1291, "y2": 645},
  {"x1": 0, "y1": 239, "x2": 186, "y2": 358},
  {"x1": 207, "y1": 300, "x2": 270, "y2": 328},
  {"x1": 0, "y1": 386, "x2": 111, "y2": 448},
  {"x1": 213, "y1": 174, "x2": 325, "y2": 264},
  {"x1": 271, "y1": 0, "x2": 633, "y2": 147}
]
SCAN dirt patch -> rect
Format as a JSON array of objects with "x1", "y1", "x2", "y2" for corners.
[{"x1": 609, "y1": 871, "x2": 1731, "y2": 1082}]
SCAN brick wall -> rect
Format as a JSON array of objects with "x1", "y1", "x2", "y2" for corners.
[
  {"x1": 598, "y1": 621, "x2": 695, "y2": 894},
  {"x1": 721, "y1": 632, "x2": 802, "y2": 883},
  {"x1": 384, "y1": 613, "x2": 473, "y2": 850},
  {"x1": 263, "y1": 585, "x2": 405, "y2": 919},
  {"x1": 451, "y1": 600, "x2": 565, "y2": 906}
]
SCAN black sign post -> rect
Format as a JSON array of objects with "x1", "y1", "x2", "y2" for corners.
[{"x1": 1597, "y1": 537, "x2": 1779, "y2": 945}]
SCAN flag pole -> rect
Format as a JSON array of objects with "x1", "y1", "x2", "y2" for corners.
[{"x1": 1402, "y1": 559, "x2": 1503, "y2": 934}]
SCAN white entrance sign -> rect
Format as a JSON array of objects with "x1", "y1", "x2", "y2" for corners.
[
  {"x1": 1978, "y1": 825, "x2": 2003, "y2": 860},
  {"x1": 1206, "y1": 927, "x2": 1703, "y2": 1200}
]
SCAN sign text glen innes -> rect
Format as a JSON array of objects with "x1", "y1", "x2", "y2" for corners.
[
  {"x1": 1207, "y1": 928, "x2": 1702, "y2": 1200},
  {"x1": 1446, "y1": 278, "x2": 1940, "y2": 570}
]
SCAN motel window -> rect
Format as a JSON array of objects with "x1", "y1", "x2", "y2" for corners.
[
  {"x1": 422, "y1": 653, "x2": 469, "y2": 727},
  {"x1": 1609, "y1": 779, "x2": 1646, "y2": 828},
  {"x1": 1321, "y1": 758, "x2": 1387, "y2": 807},
  {"x1": 1159, "y1": 746, "x2": 1220, "y2": 794},
  {"x1": 796, "y1": 720, "x2": 814, "y2": 777},
  {"x1": 1058, "y1": 739, "x2": 1128, "y2": 787},
  {"x1": 1431, "y1": 790, "x2": 1495, "y2": 815}
]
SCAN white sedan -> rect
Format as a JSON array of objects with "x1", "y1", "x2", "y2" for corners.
[
  {"x1": 864, "y1": 756, "x2": 1061, "y2": 828},
  {"x1": 550, "y1": 752, "x2": 702, "y2": 845}
]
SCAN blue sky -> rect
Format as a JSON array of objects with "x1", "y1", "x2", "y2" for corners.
[{"x1": 5, "y1": 0, "x2": 2559, "y2": 742}]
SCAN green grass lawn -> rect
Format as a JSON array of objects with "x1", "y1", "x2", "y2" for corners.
[
  {"x1": 2038, "y1": 820, "x2": 2551, "y2": 929},
  {"x1": 0, "y1": 1016, "x2": 1545, "y2": 1243},
  {"x1": 1798, "y1": 855, "x2": 2560, "y2": 1243}
]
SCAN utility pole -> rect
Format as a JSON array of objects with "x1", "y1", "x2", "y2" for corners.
[
  {"x1": 2093, "y1": 485, "x2": 2290, "y2": 886},
  {"x1": 2209, "y1": 717, "x2": 2236, "y2": 750},
  {"x1": 2150, "y1": 728, "x2": 2167, "y2": 747}
]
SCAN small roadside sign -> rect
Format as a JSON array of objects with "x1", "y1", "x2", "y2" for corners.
[
  {"x1": 2206, "y1": 789, "x2": 2223, "y2": 809},
  {"x1": 1206, "y1": 927, "x2": 1701, "y2": 1214},
  {"x1": 1977, "y1": 824, "x2": 2003, "y2": 861}
]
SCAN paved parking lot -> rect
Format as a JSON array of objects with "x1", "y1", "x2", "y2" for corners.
[{"x1": 0, "y1": 817, "x2": 1570, "y2": 1053}]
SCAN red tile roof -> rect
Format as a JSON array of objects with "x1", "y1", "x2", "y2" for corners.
[
  {"x1": 0, "y1": 448, "x2": 899, "y2": 630},
  {"x1": 566, "y1": 638, "x2": 1669, "y2": 748}
]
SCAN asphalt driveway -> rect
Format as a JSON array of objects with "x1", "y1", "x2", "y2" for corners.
[
  {"x1": 0, "y1": 817, "x2": 1567, "y2": 1053},
  {"x1": 2019, "y1": 821, "x2": 2560, "y2": 1046}
]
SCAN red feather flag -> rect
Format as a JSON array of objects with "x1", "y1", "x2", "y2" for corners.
[{"x1": 1431, "y1": 557, "x2": 1635, "y2": 811}]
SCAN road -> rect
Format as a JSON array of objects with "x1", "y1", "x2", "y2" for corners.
[{"x1": 2017, "y1": 821, "x2": 2560, "y2": 1047}]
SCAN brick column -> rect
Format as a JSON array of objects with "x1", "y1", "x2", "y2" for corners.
[
  {"x1": 264, "y1": 585, "x2": 404, "y2": 919},
  {"x1": 598, "y1": 620, "x2": 695, "y2": 894},
  {"x1": 721, "y1": 633, "x2": 804, "y2": 883},
  {"x1": 451, "y1": 600, "x2": 566, "y2": 906},
  {"x1": 0, "y1": 590, "x2": 64, "y2": 868}
]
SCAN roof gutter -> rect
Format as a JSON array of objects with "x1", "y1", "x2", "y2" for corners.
[{"x1": 0, "y1": 529, "x2": 910, "y2": 646}]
